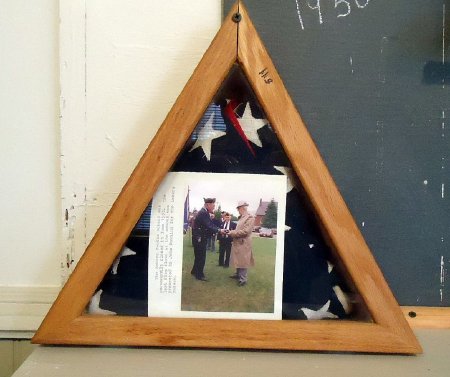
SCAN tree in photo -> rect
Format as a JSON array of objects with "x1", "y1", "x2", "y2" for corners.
[
  {"x1": 214, "y1": 204, "x2": 222, "y2": 220},
  {"x1": 262, "y1": 199, "x2": 277, "y2": 228}
]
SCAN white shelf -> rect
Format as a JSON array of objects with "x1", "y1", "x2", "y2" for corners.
[{"x1": 13, "y1": 330, "x2": 450, "y2": 377}]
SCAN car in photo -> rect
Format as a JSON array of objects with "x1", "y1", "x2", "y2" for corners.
[{"x1": 259, "y1": 227, "x2": 274, "y2": 238}]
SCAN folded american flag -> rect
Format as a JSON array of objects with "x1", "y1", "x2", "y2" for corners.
[{"x1": 91, "y1": 71, "x2": 354, "y2": 320}]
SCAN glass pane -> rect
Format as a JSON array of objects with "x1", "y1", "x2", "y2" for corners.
[{"x1": 86, "y1": 64, "x2": 370, "y2": 322}]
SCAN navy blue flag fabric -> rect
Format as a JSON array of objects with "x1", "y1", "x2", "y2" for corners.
[{"x1": 90, "y1": 67, "x2": 359, "y2": 320}]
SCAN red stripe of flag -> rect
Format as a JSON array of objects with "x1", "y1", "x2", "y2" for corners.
[{"x1": 224, "y1": 100, "x2": 256, "y2": 156}]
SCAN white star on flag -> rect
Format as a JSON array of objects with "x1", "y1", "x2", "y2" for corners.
[
  {"x1": 300, "y1": 300, "x2": 338, "y2": 320},
  {"x1": 111, "y1": 246, "x2": 136, "y2": 275},
  {"x1": 327, "y1": 261, "x2": 334, "y2": 274},
  {"x1": 88, "y1": 290, "x2": 117, "y2": 316},
  {"x1": 333, "y1": 286, "x2": 352, "y2": 315},
  {"x1": 238, "y1": 102, "x2": 267, "y2": 148},
  {"x1": 189, "y1": 112, "x2": 226, "y2": 160},
  {"x1": 273, "y1": 166, "x2": 295, "y2": 192}
]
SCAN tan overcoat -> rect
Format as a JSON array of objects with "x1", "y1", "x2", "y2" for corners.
[{"x1": 229, "y1": 213, "x2": 255, "y2": 268}]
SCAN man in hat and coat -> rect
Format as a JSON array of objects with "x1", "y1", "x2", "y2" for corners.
[
  {"x1": 228, "y1": 201, "x2": 255, "y2": 286},
  {"x1": 191, "y1": 198, "x2": 224, "y2": 281}
]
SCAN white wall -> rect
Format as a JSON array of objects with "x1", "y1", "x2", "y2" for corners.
[
  {"x1": 0, "y1": 0, "x2": 222, "y2": 335},
  {"x1": 0, "y1": 0, "x2": 60, "y2": 286},
  {"x1": 60, "y1": 0, "x2": 222, "y2": 276},
  {"x1": 0, "y1": 0, "x2": 62, "y2": 283},
  {"x1": 0, "y1": 0, "x2": 61, "y2": 336}
]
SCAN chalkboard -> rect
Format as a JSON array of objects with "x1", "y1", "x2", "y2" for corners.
[{"x1": 224, "y1": 0, "x2": 450, "y2": 306}]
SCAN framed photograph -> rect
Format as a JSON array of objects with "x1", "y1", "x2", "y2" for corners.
[{"x1": 148, "y1": 172, "x2": 286, "y2": 320}]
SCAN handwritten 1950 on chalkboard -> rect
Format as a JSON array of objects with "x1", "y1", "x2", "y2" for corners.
[{"x1": 295, "y1": 0, "x2": 371, "y2": 30}]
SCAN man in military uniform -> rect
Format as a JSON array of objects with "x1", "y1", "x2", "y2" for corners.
[{"x1": 191, "y1": 198, "x2": 223, "y2": 281}]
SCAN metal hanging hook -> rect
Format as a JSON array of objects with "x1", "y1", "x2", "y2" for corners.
[{"x1": 232, "y1": 12, "x2": 242, "y2": 23}]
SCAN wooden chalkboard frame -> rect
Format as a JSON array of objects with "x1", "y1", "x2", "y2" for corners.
[{"x1": 33, "y1": 1, "x2": 421, "y2": 354}]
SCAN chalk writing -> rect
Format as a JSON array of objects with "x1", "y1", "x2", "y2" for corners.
[
  {"x1": 335, "y1": 0, "x2": 351, "y2": 18},
  {"x1": 307, "y1": 0, "x2": 323, "y2": 25},
  {"x1": 295, "y1": 0, "x2": 372, "y2": 30},
  {"x1": 354, "y1": 0, "x2": 370, "y2": 8}
]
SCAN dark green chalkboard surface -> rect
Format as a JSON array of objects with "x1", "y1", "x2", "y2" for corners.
[{"x1": 224, "y1": 0, "x2": 450, "y2": 306}]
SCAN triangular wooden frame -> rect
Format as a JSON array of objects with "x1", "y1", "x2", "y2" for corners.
[{"x1": 33, "y1": 1, "x2": 421, "y2": 354}]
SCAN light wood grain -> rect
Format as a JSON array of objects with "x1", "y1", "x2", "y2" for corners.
[
  {"x1": 33, "y1": 1, "x2": 424, "y2": 354},
  {"x1": 33, "y1": 315, "x2": 421, "y2": 354},
  {"x1": 403, "y1": 307, "x2": 450, "y2": 328}
]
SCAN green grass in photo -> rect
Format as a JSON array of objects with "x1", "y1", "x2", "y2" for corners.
[{"x1": 181, "y1": 234, "x2": 276, "y2": 313}]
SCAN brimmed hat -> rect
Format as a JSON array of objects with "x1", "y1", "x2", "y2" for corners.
[
  {"x1": 236, "y1": 200, "x2": 249, "y2": 208},
  {"x1": 203, "y1": 198, "x2": 216, "y2": 203}
]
